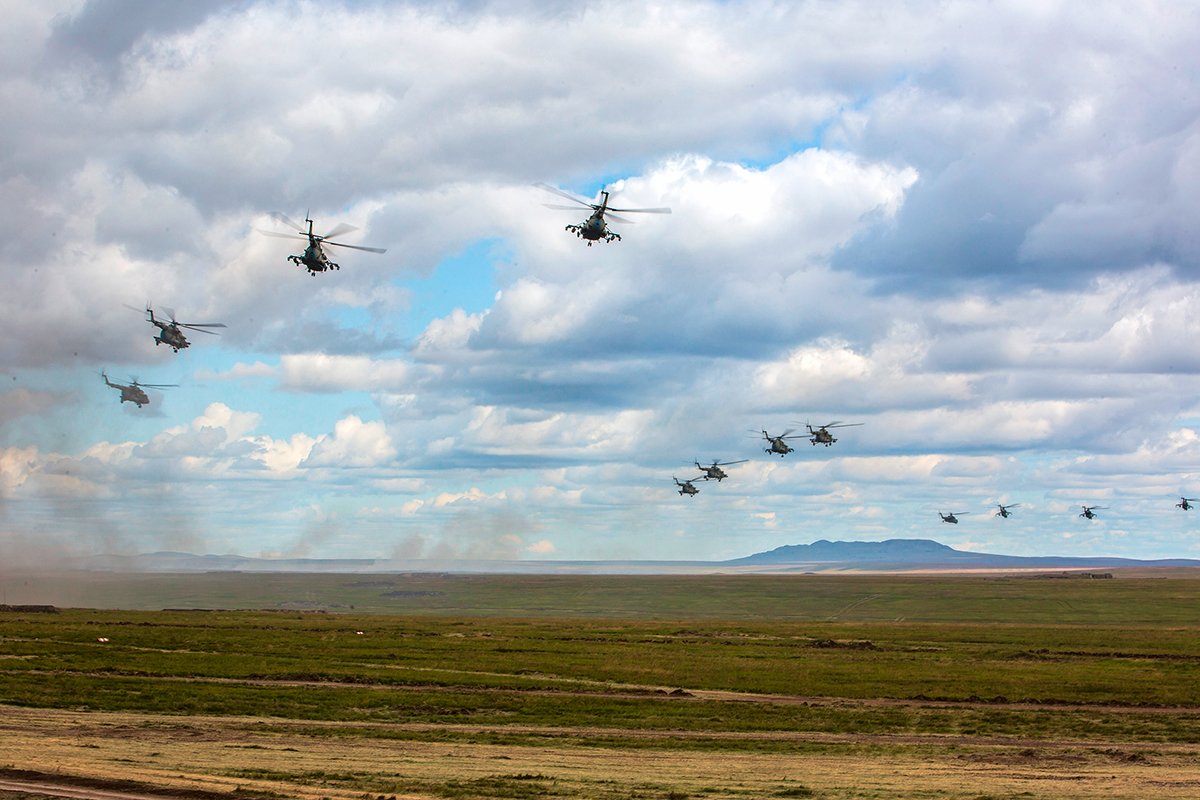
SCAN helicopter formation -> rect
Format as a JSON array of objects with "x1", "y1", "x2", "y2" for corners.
[
  {"x1": 674, "y1": 420, "x2": 1188, "y2": 520},
  {"x1": 672, "y1": 424, "x2": 866, "y2": 495},
  {"x1": 92, "y1": 193, "x2": 1193, "y2": 524},
  {"x1": 101, "y1": 188, "x2": 665, "y2": 409}
]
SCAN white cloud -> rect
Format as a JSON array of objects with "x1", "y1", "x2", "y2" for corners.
[
  {"x1": 304, "y1": 416, "x2": 397, "y2": 468},
  {"x1": 280, "y1": 354, "x2": 413, "y2": 393}
]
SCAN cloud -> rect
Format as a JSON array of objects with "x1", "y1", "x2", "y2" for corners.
[
  {"x1": 303, "y1": 416, "x2": 397, "y2": 468},
  {"x1": 526, "y1": 539, "x2": 555, "y2": 555},
  {"x1": 279, "y1": 354, "x2": 414, "y2": 393}
]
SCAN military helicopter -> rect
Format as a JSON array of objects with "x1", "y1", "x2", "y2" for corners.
[
  {"x1": 673, "y1": 476, "x2": 702, "y2": 497},
  {"x1": 534, "y1": 183, "x2": 671, "y2": 245},
  {"x1": 694, "y1": 459, "x2": 748, "y2": 481},
  {"x1": 995, "y1": 503, "x2": 1020, "y2": 518},
  {"x1": 128, "y1": 305, "x2": 226, "y2": 352},
  {"x1": 801, "y1": 421, "x2": 864, "y2": 447},
  {"x1": 101, "y1": 371, "x2": 175, "y2": 408},
  {"x1": 939, "y1": 511, "x2": 969, "y2": 524},
  {"x1": 1177, "y1": 497, "x2": 1198, "y2": 510},
  {"x1": 259, "y1": 213, "x2": 387, "y2": 275},
  {"x1": 756, "y1": 429, "x2": 804, "y2": 457},
  {"x1": 1079, "y1": 505, "x2": 1107, "y2": 520}
]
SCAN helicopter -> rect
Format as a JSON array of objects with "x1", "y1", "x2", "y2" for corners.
[
  {"x1": 1177, "y1": 497, "x2": 1198, "y2": 510},
  {"x1": 694, "y1": 459, "x2": 748, "y2": 481},
  {"x1": 534, "y1": 183, "x2": 671, "y2": 245},
  {"x1": 995, "y1": 503, "x2": 1020, "y2": 518},
  {"x1": 801, "y1": 421, "x2": 864, "y2": 447},
  {"x1": 939, "y1": 511, "x2": 969, "y2": 524},
  {"x1": 756, "y1": 429, "x2": 804, "y2": 457},
  {"x1": 101, "y1": 371, "x2": 175, "y2": 408},
  {"x1": 259, "y1": 213, "x2": 387, "y2": 275},
  {"x1": 1079, "y1": 505, "x2": 1107, "y2": 520},
  {"x1": 128, "y1": 305, "x2": 225, "y2": 352},
  {"x1": 673, "y1": 476, "x2": 702, "y2": 497}
]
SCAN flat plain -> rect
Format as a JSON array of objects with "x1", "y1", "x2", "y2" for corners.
[{"x1": 1, "y1": 570, "x2": 1199, "y2": 799}]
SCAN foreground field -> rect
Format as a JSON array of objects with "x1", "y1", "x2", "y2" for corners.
[{"x1": 1, "y1": 571, "x2": 1199, "y2": 798}]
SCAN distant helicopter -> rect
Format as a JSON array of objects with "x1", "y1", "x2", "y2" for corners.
[
  {"x1": 694, "y1": 459, "x2": 748, "y2": 481},
  {"x1": 128, "y1": 305, "x2": 225, "y2": 352},
  {"x1": 101, "y1": 371, "x2": 175, "y2": 408},
  {"x1": 1079, "y1": 505, "x2": 1107, "y2": 520},
  {"x1": 801, "y1": 421, "x2": 864, "y2": 447},
  {"x1": 535, "y1": 183, "x2": 671, "y2": 245},
  {"x1": 1177, "y1": 497, "x2": 1198, "y2": 510},
  {"x1": 259, "y1": 213, "x2": 386, "y2": 275},
  {"x1": 673, "y1": 476, "x2": 702, "y2": 497},
  {"x1": 995, "y1": 503, "x2": 1020, "y2": 518},
  {"x1": 756, "y1": 429, "x2": 804, "y2": 457},
  {"x1": 939, "y1": 511, "x2": 969, "y2": 524}
]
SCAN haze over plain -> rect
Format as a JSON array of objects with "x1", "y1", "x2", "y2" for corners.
[{"x1": 2, "y1": 0, "x2": 1199, "y2": 565}]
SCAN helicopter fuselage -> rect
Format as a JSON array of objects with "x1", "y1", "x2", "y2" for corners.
[
  {"x1": 153, "y1": 321, "x2": 189, "y2": 352},
  {"x1": 677, "y1": 482, "x2": 699, "y2": 496},
  {"x1": 567, "y1": 209, "x2": 619, "y2": 245},
  {"x1": 810, "y1": 429, "x2": 835, "y2": 445},
  {"x1": 104, "y1": 374, "x2": 149, "y2": 407},
  {"x1": 290, "y1": 240, "x2": 339, "y2": 274},
  {"x1": 767, "y1": 438, "x2": 793, "y2": 456},
  {"x1": 120, "y1": 385, "x2": 149, "y2": 406},
  {"x1": 940, "y1": 513, "x2": 959, "y2": 524},
  {"x1": 700, "y1": 466, "x2": 727, "y2": 481}
]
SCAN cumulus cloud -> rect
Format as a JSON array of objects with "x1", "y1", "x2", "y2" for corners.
[{"x1": 303, "y1": 416, "x2": 397, "y2": 468}]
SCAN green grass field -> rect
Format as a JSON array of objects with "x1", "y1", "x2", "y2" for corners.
[{"x1": 1, "y1": 570, "x2": 1199, "y2": 799}]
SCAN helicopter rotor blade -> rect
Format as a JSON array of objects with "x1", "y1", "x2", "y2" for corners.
[
  {"x1": 533, "y1": 183, "x2": 595, "y2": 208},
  {"x1": 715, "y1": 459, "x2": 748, "y2": 466},
  {"x1": 542, "y1": 204, "x2": 589, "y2": 211},
  {"x1": 178, "y1": 322, "x2": 227, "y2": 334},
  {"x1": 323, "y1": 240, "x2": 387, "y2": 254},
  {"x1": 606, "y1": 205, "x2": 672, "y2": 214},
  {"x1": 269, "y1": 211, "x2": 307, "y2": 232},
  {"x1": 136, "y1": 383, "x2": 178, "y2": 389},
  {"x1": 257, "y1": 229, "x2": 309, "y2": 241},
  {"x1": 319, "y1": 222, "x2": 359, "y2": 240},
  {"x1": 605, "y1": 212, "x2": 634, "y2": 224}
]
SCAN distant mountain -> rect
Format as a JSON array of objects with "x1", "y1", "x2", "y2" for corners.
[{"x1": 727, "y1": 538, "x2": 1200, "y2": 569}]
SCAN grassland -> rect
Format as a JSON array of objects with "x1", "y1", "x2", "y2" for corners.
[{"x1": 1, "y1": 570, "x2": 1199, "y2": 798}]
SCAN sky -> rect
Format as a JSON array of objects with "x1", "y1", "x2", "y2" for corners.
[{"x1": 3, "y1": 0, "x2": 1200, "y2": 566}]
